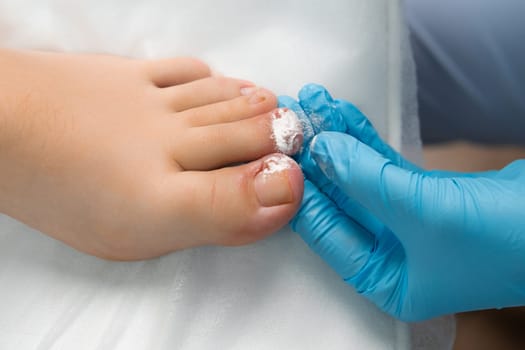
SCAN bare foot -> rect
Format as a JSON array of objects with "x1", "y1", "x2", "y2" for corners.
[{"x1": 0, "y1": 49, "x2": 304, "y2": 260}]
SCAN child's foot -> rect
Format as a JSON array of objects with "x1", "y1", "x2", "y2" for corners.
[{"x1": 0, "y1": 49, "x2": 304, "y2": 260}]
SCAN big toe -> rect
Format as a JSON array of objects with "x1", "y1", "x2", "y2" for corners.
[{"x1": 168, "y1": 154, "x2": 304, "y2": 247}]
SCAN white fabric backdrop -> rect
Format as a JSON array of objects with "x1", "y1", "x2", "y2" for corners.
[{"x1": 0, "y1": 1, "x2": 416, "y2": 349}]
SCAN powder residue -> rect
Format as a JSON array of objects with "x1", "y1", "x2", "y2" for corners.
[
  {"x1": 271, "y1": 108, "x2": 303, "y2": 155},
  {"x1": 261, "y1": 154, "x2": 294, "y2": 176}
]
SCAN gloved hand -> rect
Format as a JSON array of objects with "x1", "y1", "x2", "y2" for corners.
[{"x1": 279, "y1": 84, "x2": 525, "y2": 321}]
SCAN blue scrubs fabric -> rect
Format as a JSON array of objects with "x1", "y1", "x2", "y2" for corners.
[{"x1": 405, "y1": 0, "x2": 525, "y2": 145}]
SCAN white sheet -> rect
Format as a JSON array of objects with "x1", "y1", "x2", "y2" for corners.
[{"x1": 0, "y1": 1, "x2": 414, "y2": 349}]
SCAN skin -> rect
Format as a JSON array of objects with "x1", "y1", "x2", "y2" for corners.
[{"x1": 0, "y1": 48, "x2": 304, "y2": 260}]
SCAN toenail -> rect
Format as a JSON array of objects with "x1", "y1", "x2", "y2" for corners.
[
  {"x1": 254, "y1": 155, "x2": 295, "y2": 207},
  {"x1": 271, "y1": 108, "x2": 304, "y2": 155}
]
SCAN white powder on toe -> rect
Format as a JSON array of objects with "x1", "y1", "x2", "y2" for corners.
[
  {"x1": 261, "y1": 155, "x2": 294, "y2": 176},
  {"x1": 271, "y1": 108, "x2": 303, "y2": 155}
]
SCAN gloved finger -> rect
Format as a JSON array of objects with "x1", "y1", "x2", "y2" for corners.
[
  {"x1": 297, "y1": 84, "x2": 420, "y2": 172},
  {"x1": 278, "y1": 95, "x2": 315, "y2": 146},
  {"x1": 300, "y1": 138, "x2": 492, "y2": 247},
  {"x1": 290, "y1": 180, "x2": 376, "y2": 280},
  {"x1": 426, "y1": 169, "x2": 498, "y2": 178},
  {"x1": 297, "y1": 85, "x2": 497, "y2": 179},
  {"x1": 300, "y1": 141, "x2": 388, "y2": 236},
  {"x1": 297, "y1": 84, "x2": 347, "y2": 134},
  {"x1": 334, "y1": 98, "x2": 498, "y2": 179},
  {"x1": 319, "y1": 181, "x2": 390, "y2": 238},
  {"x1": 310, "y1": 131, "x2": 427, "y2": 240}
]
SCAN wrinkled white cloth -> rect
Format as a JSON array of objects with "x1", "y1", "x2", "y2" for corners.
[{"x1": 0, "y1": 1, "x2": 417, "y2": 349}]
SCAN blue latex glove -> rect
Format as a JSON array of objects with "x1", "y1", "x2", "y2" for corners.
[{"x1": 279, "y1": 84, "x2": 525, "y2": 321}]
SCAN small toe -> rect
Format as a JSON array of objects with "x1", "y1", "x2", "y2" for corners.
[
  {"x1": 172, "y1": 108, "x2": 303, "y2": 170},
  {"x1": 161, "y1": 76, "x2": 256, "y2": 112},
  {"x1": 176, "y1": 87, "x2": 277, "y2": 127},
  {"x1": 145, "y1": 57, "x2": 211, "y2": 88},
  {"x1": 174, "y1": 113, "x2": 274, "y2": 170}
]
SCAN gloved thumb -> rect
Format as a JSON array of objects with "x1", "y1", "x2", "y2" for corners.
[{"x1": 310, "y1": 131, "x2": 425, "y2": 241}]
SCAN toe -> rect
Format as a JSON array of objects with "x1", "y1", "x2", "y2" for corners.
[
  {"x1": 173, "y1": 108, "x2": 303, "y2": 170},
  {"x1": 145, "y1": 57, "x2": 211, "y2": 88},
  {"x1": 176, "y1": 87, "x2": 277, "y2": 127},
  {"x1": 167, "y1": 154, "x2": 304, "y2": 246},
  {"x1": 161, "y1": 76, "x2": 256, "y2": 112}
]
